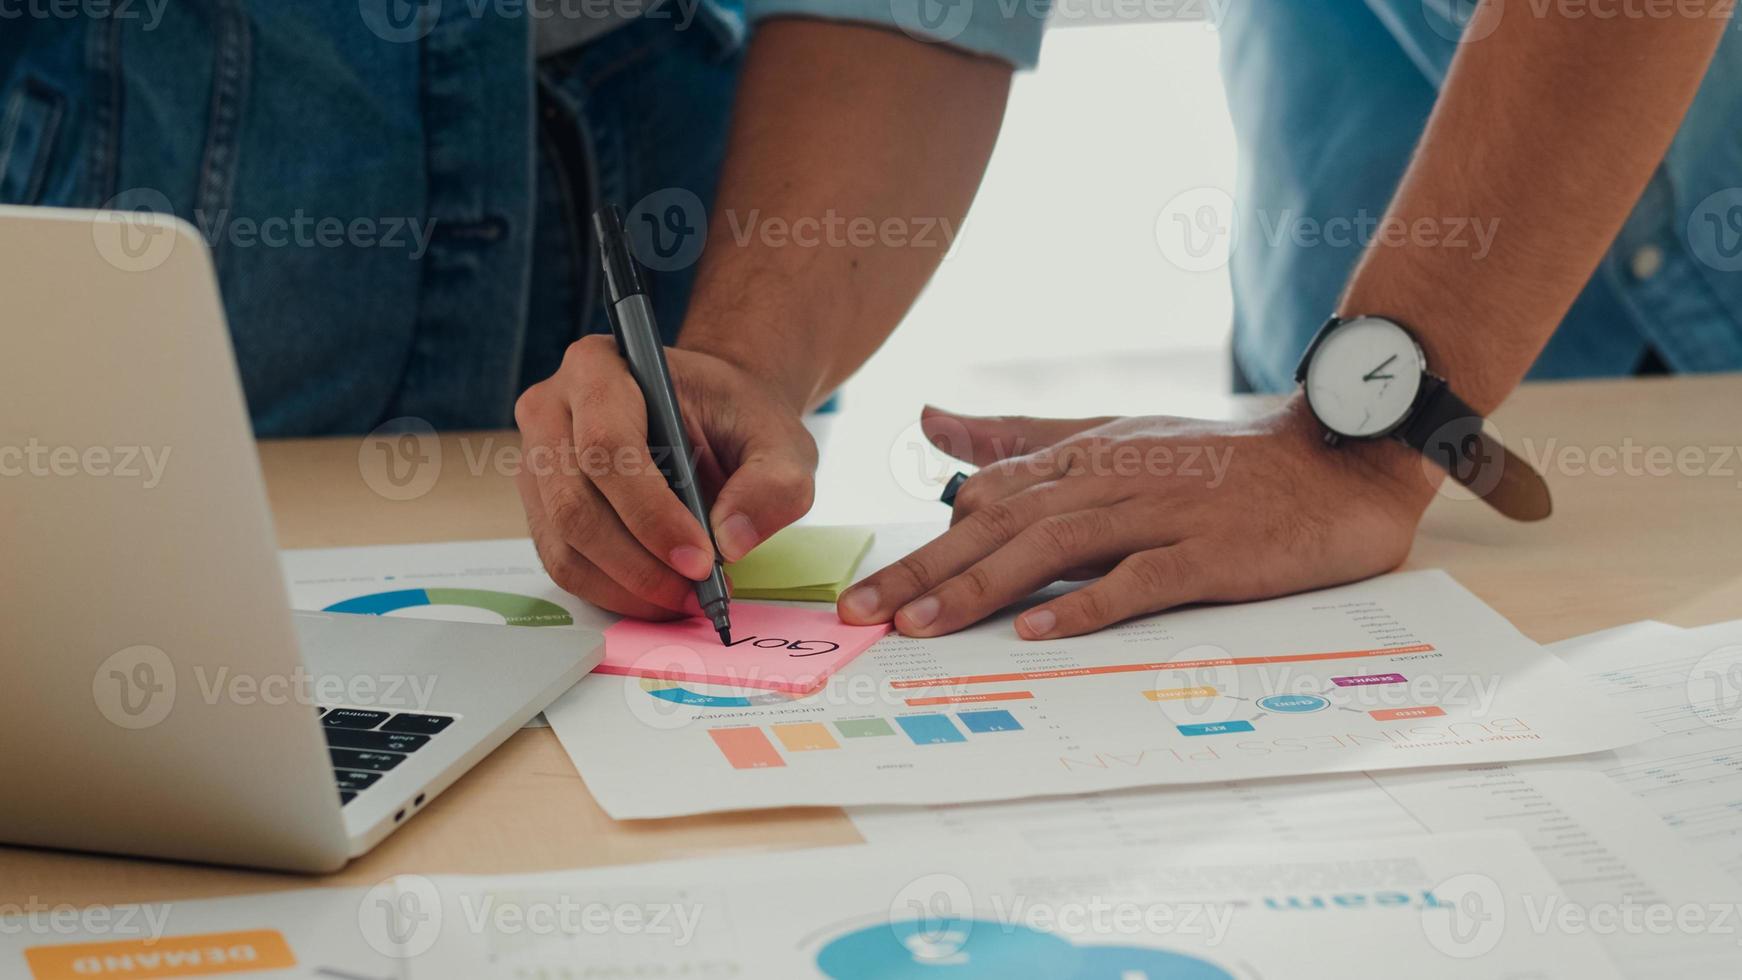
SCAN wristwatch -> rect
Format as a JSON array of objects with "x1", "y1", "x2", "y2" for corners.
[{"x1": 1294, "y1": 315, "x2": 1551, "y2": 521}]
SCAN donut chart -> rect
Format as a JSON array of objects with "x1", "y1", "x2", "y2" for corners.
[
  {"x1": 324, "y1": 588, "x2": 574, "y2": 627},
  {"x1": 640, "y1": 677, "x2": 795, "y2": 708}
]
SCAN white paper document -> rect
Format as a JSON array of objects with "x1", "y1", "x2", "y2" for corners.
[
  {"x1": 2, "y1": 832, "x2": 1622, "y2": 979},
  {"x1": 539, "y1": 527, "x2": 1649, "y2": 817},
  {"x1": 851, "y1": 622, "x2": 1742, "y2": 977},
  {"x1": 1557, "y1": 619, "x2": 1742, "y2": 888}
]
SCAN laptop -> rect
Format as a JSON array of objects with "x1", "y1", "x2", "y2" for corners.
[{"x1": 0, "y1": 206, "x2": 603, "y2": 872}]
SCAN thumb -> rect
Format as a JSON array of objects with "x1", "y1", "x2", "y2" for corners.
[
  {"x1": 707, "y1": 422, "x2": 819, "y2": 563},
  {"x1": 920, "y1": 405, "x2": 1116, "y2": 466}
]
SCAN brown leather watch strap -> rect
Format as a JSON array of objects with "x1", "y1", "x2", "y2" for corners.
[{"x1": 1401, "y1": 380, "x2": 1553, "y2": 522}]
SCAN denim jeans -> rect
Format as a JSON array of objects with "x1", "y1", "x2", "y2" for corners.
[{"x1": 0, "y1": 1, "x2": 745, "y2": 435}]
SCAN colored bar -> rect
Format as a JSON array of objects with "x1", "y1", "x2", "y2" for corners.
[
  {"x1": 904, "y1": 690, "x2": 1033, "y2": 707},
  {"x1": 25, "y1": 930, "x2": 297, "y2": 979},
  {"x1": 1143, "y1": 686, "x2": 1218, "y2": 701},
  {"x1": 957, "y1": 709, "x2": 1023, "y2": 733},
  {"x1": 325, "y1": 588, "x2": 427, "y2": 615},
  {"x1": 772, "y1": 722, "x2": 839, "y2": 752},
  {"x1": 1177, "y1": 721, "x2": 1256, "y2": 736},
  {"x1": 1332, "y1": 673, "x2": 1407, "y2": 687},
  {"x1": 708, "y1": 727, "x2": 786, "y2": 769},
  {"x1": 896, "y1": 714, "x2": 967, "y2": 744},
  {"x1": 424, "y1": 588, "x2": 573, "y2": 627},
  {"x1": 888, "y1": 644, "x2": 1434, "y2": 689},
  {"x1": 834, "y1": 718, "x2": 896, "y2": 738},
  {"x1": 1370, "y1": 706, "x2": 1446, "y2": 721}
]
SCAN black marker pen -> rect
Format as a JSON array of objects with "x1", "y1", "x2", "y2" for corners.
[{"x1": 593, "y1": 206, "x2": 733, "y2": 644}]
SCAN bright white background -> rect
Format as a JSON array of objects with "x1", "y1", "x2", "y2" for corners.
[{"x1": 810, "y1": 22, "x2": 1242, "y2": 524}]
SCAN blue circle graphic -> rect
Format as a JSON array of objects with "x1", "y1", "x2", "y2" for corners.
[
  {"x1": 815, "y1": 918, "x2": 1234, "y2": 979},
  {"x1": 1256, "y1": 693, "x2": 1330, "y2": 714}
]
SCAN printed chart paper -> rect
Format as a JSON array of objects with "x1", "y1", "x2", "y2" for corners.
[
  {"x1": 544, "y1": 526, "x2": 1653, "y2": 817},
  {"x1": 598, "y1": 605, "x2": 889, "y2": 694},
  {"x1": 283, "y1": 538, "x2": 616, "y2": 633},
  {"x1": 1, "y1": 833, "x2": 1621, "y2": 979},
  {"x1": 282, "y1": 538, "x2": 614, "y2": 729},
  {"x1": 850, "y1": 623, "x2": 1742, "y2": 978}
]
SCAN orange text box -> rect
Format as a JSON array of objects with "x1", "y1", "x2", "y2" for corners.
[
  {"x1": 904, "y1": 691, "x2": 1034, "y2": 707},
  {"x1": 1370, "y1": 706, "x2": 1446, "y2": 721},
  {"x1": 27, "y1": 930, "x2": 295, "y2": 979},
  {"x1": 1143, "y1": 686, "x2": 1218, "y2": 701}
]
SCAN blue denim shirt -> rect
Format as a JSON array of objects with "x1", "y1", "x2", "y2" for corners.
[
  {"x1": 1220, "y1": 0, "x2": 1742, "y2": 392},
  {"x1": 0, "y1": 0, "x2": 1045, "y2": 436}
]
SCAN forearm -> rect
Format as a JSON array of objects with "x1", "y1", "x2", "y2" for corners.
[
  {"x1": 677, "y1": 19, "x2": 1013, "y2": 412},
  {"x1": 1338, "y1": 0, "x2": 1731, "y2": 415}
]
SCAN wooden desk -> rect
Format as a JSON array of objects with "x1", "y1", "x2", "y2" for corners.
[{"x1": 6, "y1": 374, "x2": 1740, "y2": 909}]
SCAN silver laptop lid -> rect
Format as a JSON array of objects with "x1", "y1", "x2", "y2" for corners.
[{"x1": 0, "y1": 206, "x2": 350, "y2": 870}]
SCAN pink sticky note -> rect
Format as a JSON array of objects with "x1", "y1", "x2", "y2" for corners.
[{"x1": 597, "y1": 605, "x2": 890, "y2": 695}]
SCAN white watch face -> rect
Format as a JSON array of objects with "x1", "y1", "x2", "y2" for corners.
[{"x1": 1304, "y1": 317, "x2": 1426, "y2": 438}]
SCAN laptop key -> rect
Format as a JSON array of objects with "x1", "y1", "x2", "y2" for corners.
[
  {"x1": 340, "y1": 791, "x2": 357, "y2": 805},
  {"x1": 334, "y1": 769, "x2": 383, "y2": 792},
  {"x1": 330, "y1": 748, "x2": 405, "y2": 772},
  {"x1": 325, "y1": 728, "x2": 430, "y2": 753},
  {"x1": 381, "y1": 712, "x2": 456, "y2": 736},
  {"x1": 322, "y1": 708, "x2": 390, "y2": 730}
]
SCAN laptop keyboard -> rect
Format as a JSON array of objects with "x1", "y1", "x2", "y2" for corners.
[{"x1": 319, "y1": 706, "x2": 457, "y2": 805}]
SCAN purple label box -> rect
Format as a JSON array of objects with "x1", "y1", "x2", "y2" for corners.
[{"x1": 1331, "y1": 673, "x2": 1407, "y2": 687}]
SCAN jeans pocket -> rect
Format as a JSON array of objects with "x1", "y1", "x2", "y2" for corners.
[{"x1": 0, "y1": 76, "x2": 66, "y2": 206}]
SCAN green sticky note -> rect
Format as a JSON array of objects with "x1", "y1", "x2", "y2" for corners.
[{"x1": 723, "y1": 525, "x2": 874, "y2": 602}]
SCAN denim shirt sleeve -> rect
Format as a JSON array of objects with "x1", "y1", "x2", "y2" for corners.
[{"x1": 746, "y1": 0, "x2": 1049, "y2": 68}]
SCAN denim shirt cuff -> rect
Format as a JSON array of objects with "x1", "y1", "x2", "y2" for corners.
[{"x1": 745, "y1": 0, "x2": 1048, "y2": 68}]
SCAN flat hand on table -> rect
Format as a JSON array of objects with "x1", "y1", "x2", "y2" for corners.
[{"x1": 838, "y1": 402, "x2": 1437, "y2": 639}]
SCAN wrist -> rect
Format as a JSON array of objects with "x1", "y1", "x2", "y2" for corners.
[
  {"x1": 1279, "y1": 393, "x2": 1440, "y2": 514},
  {"x1": 678, "y1": 321, "x2": 821, "y2": 416}
]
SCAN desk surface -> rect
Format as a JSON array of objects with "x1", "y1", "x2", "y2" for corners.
[{"x1": 7, "y1": 373, "x2": 1742, "y2": 908}]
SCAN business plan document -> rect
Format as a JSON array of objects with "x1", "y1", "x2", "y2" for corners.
[
  {"x1": 850, "y1": 623, "x2": 1742, "y2": 978},
  {"x1": 282, "y1": 530, "x2": 1651, "y2": 818},
  {"x1": 541, "y1": 527, "x2": 1650, "y2": 817},
  {"x1": 1, "y1": 833, "x2": 1620, "y2": 979}
]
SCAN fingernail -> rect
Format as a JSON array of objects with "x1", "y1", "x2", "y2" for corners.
[
  {"x1": 669, "y1": 546, "x2": 713, "y2": 581},
  {"x1": 840, "y1": 585, "x2": 881, "y2": 622},
  {"x1": 897, "y1": 596, "x2": 941, "y2": 633},
  {"x1": 1020, "y1": 609, "x2": 1056, "y2": 638},
  {"x1": 717, "y1": 513, "x2": 759, "y2": 562}
]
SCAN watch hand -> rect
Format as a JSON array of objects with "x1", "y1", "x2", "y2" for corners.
[{"x1": 1362, "y1": 354, "x2": 1399, "y2": 382}]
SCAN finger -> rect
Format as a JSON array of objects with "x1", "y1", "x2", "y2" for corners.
[
  {"x1": 921, "y1": 404, "x2": 1115, "y2": 466},
  {"x1": 892, "y1": 504, "x2": 1169, "y2": 637},
  {"x1": 1059, "y1": 561, "x2": 1116, "y2": 582},
  {"x1": 837, "y1": 479, "x2": 1118, "y2": 625},
  {"x1": 1016, "y1": 545, "x2": 1209, "y2": 640},
  {"x1": 946, "y1": 447, "x2": 1071, "y2": 525},
  {"x1": 571, "y1": 389, "x2": 718, "y2": 582},
  {"x1": 519, "y1": 397, "x2": 696, "y2": 613},
  {"x1": 540, "y1": 475, "x2": 699, "y2": 613},
  {"x1": 707, "y1": 418, "x2": 819, "y2": 563},
  {"x1": 518, "y1": 472, "x2": 689, "y2": 620}
]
